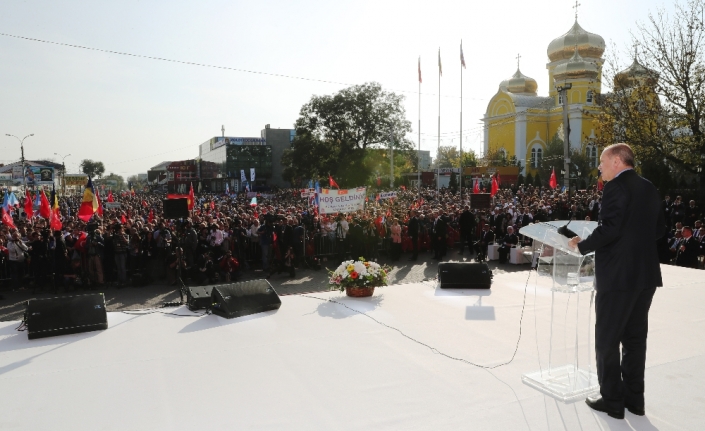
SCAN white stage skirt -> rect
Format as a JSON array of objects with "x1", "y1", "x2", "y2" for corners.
[{"x1": 0, "y1": 265, "x2": 702, "y2": 430}]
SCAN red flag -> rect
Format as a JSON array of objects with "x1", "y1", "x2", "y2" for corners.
[
  {"x1": 1, "y1": 208, "x2": 16, "y2": 229},
  {"x1": 50, "y1": 185, "x2": 62, "y2": 231},
  {"x1": 597, "y1": 176, "x2": 604, "y2": 191},
  {"x1": 549, "y1": 168, "x2": 558, "y2": 189},
  {"x1": 495, "y1": 171, "x2": 501, "y2": 185},
  {"x1": 131, "y1": 189, "x2": 136, "y2": 196},
  {"x1": 386, "y1": 208, "x2": 392, "y2": 217},
  {"x1": 210, "y1": 201, "x2": 215, "y2": 210},
  {"x1": 142, "y1": 200, "x2": 148, "y2": 207},
  {"x1": 120, "y1": 214, "x2": 127, "y2": 224},
  {"x1": 96, "y1": 189, "x2": 103, "y2": 216},
  {"x1": 473, "y1": 179, "x2": 480, "y2": 194},
  {"x1": 148, "y1": 209, "x2": 154, "y2": 223},
  {"x1": 188, "y1": 182, "x2": 195, "y2": 211},
  {"x1": 39, "y1": 190, "x2": 51, "y2": 219},
  {"x1": 376, "y1": 176, "x2": 381, "y2": 186},
  {"x1": 107, "y1": 190, "x2": 115, "y2": 202},
  {"x1": 329, "y1": 175, "x2": 340, "y2": 189},
  {"x1": 490, "y1": 177, "x2": 499, "y2": 197},
  {"x1": 24, "y1": 190, "x2": 33, "y2": 219}
]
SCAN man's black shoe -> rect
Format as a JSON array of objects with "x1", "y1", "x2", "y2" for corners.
[
  {"x1": 585, "y1": 396, "x2": 624, "y2": 419},
  {"x1": 625, "y1": 403, "x2": 645, "y2": 416}
]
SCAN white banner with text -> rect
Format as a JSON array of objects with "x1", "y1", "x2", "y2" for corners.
[{"x1": 319, "y1": 187, "x2": 367, "y2": 214}]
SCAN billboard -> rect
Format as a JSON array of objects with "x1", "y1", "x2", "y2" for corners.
[
  {"x1": 64, "y1": 174, "x2": 89, "y2": 186},
  {"x1": 24, "y1": 167, "x2": 54, "y2": 185}
]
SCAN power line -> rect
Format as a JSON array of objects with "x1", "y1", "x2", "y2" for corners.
[{"x1": 0, "y1": 31, "x2": 489, "y2": 101}]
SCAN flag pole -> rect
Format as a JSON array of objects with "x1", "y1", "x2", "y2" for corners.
[
  {"x1": 437, "y1": 48, "x2": 441, "y2": 194},
  {"x1": 459, "y1": 40, "x2": 463, "y2": 203},
  {"x1": 418, "y1": 56, "x2": 421, "y2": 199}
]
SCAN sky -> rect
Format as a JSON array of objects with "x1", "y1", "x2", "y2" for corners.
[{"x1": 0, "y1": 0, "x2": 672, "y2": 180}]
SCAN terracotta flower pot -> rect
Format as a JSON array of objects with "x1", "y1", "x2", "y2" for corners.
[{"x1": 345, "y1": 286, "x2": 375, "y2": 297}]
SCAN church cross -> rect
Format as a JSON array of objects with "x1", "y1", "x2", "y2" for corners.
[
  {"x1": 221, "y1": 125, "x2": 225, "y2": 137},
  {"x1": 516, "y1": 53, "x2": 521, "y2": 69},
  {"x1": 573, "y1": 1, "x2": 581, "y2": 20}
]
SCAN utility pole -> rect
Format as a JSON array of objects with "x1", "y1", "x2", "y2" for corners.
[
  {"x1": 556, "y1": 83, "x2": 572, "y2": 197},
  {"x1": 6, "y1": 133, "x2": 34, "y2": 191}
]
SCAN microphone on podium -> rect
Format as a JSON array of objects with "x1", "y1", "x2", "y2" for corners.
[{"x1": 557, "y1": 221, "x2": 578, "y2": 239}]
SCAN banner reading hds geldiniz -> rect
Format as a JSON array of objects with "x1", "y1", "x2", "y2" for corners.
[{"x1": 318, "y1": 187, "x2": 366, "y2": 214}]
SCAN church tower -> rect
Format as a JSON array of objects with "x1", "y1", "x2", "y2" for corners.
[{"x1": 483, "y1": 13, "x2": 605, "y2": 177}]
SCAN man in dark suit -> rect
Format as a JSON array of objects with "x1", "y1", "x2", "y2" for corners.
[
  {"x1": 474, "y1": 224, "x2": 495, "y2": 261},
  {"x1": 407, "y1": 210, "x2": 419, "y2": 261},
  {"x1": 497, "y1": 226, "x2": 518, "y2": 264},
  {"x1": 675, "y1": 226, "x2": 700, "y2": 268},
  {"x1": 457, "y1": 205, "x2": 476, "y2": 255},
  {"x1": 569, "y1": 143, "x2": 666, "y2": 420},
  {"x1": 432, "y1": 210, "x2": 447, "y2": 260}
]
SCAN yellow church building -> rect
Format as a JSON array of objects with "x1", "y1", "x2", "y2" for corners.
[{"x1": 483, "y1": 18, "x2": 606, "y2": 175}]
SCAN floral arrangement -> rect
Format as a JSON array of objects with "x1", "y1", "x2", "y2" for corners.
[{"x1": 328, "y1": 257, "x2": 390, "y2": 291}]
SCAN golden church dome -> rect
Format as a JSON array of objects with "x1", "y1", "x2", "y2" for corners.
[
  {"x1": 499, "y1": 68, "x2": 538, "y2": 95},
  {"x1": 614, "y1": 58, "x2": 658, "y2": 88},
  {"x1": 553, "y1": 48, "x2": 599, "y2": 81},
  {"x1": 547, "y1": 20, "x2": 605, "y2": 62}
]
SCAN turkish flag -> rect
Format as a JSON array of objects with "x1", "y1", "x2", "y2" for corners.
[
  {"x1": 39, "y1": 190, "x2": 51, "y2": 219},
  {"x1": 490, "y1": 177, "x2": 499, "y2": 197},
  {"x1": 1, "y1": 208, "x2": 16, "y2": 229},
  {"x1": 329, "y1": 175, "x2": 340, "y2": 189},
  {"x1": 148, "y1": 209, "x2": 154, "y2": 223},
  {"x1": 549, "y1": 168, "x2": 558, "y2": 189},
  {"x1": 24, "y1": 190, "x2": 33, "y2": 219},
  {"x1": 473, "y1": 179, "x2": 480, "y2": 194},
  {"x1": 188, "y1": 183, "x2": 195, "y2": 211},
  {"x1": 107, "y1": 190, "x2": 115, "y2": 202},
  {"x1": 120, "y1": 214, "x2": 127, "y2": 224}
]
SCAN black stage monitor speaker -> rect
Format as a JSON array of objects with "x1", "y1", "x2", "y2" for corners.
[
  {"x1": 163, "y1": 198, "x2": 189, "y2": 219},
  {"x1": 211, "y1": 280, "x2": 281, "y2": 319},
  {"x1": 187, "y1": 285, "x2": 214, "y2": 311},
  {"x1": 438, "y1": 262, "x2": 493, "y2": 289},
  {"x1": 25, "y1": 293, "x2": 108, "y2": 340}
]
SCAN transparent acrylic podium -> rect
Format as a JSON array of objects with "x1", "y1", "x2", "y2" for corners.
[{"x1": 518, "y1": 221, "x2": 600, "y2": 402}]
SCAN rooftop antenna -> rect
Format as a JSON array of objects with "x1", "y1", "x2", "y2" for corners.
[{"x1": 221, "y1": 125, "x2": 225, "y2": 137}]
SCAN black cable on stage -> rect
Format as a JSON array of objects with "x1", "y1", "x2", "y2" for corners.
[{"x1": 303, "y1": 268, "x2": 534, "y2": 370}]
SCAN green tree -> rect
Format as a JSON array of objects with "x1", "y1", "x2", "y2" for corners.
[
  {"x1": 282, "y1": 82, "x2": 413, "y2": 187},
  {"x1": 525, "y1": 172, "x2": 534, "y2": 187},
  {"x1": 80, "y1": 159, "x2": 105, "y2": 178},
  {"x1": 517, "y1": 173, "x2": 524, "y2": 187},
  {"x1": 534, "y1": 172, "x2": 542, "y2": 187},
  {"x1": 102, "y1": 173, "x2": 125, "y2": 190}
]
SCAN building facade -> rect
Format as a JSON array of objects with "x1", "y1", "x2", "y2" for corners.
[
  {"x1": 197, "y1": 125, "x2": 295, "y2": 191},
  {"x1": 483, "y1": 19, "x2": 605, "y2": 175}
]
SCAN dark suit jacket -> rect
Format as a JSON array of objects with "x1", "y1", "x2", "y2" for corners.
[
  {"x1": 407, "y1": 217, "x2": 419, "y2": 239},
  {"x1": 675, "y1": 236, "x2": 700, "y2": 268},
  {"x1": 500, "y1": 233, "x2": 518, "y2": 247},
  {"x1": 578, "y1": 169, "x2": 665, "y2": 291}
]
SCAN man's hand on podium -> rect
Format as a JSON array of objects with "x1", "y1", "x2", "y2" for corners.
[{"x1": 568, "y1": 236, "x2": 582, "y2": 249}]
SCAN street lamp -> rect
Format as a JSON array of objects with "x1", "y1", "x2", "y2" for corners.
[
  {"x1": 54, "y1": 153, "x2": 71, "y2": 195},
  {"x1": 5, "y1": 133, "x2": 34, "y2": 190}
]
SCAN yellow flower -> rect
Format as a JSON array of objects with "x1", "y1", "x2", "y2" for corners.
[
  {"x1": 347, "y1": 264, "x2": 354, "y2": 272},
  {"x1": 364, "y1": 262, "x2": 370, "y2": 267}
]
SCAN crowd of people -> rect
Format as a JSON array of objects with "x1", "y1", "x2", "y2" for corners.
[{"x1": 0, "y1": 182, "x2": 700, "y2": 299}]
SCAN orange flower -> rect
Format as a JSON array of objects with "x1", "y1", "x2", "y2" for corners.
[{"x1": 350, "y1": 271, "x2": 359, "y2": 279}]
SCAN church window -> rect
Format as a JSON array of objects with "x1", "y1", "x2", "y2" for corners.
[
  {"x1": 531, "y1": 147, "x2": 543, "y2": 168},
  {"x1": 587, "y1": 90, "x2": 594, "y2": 104},
  {"x1": 558, "y1": 93, "x2": 563, "y2": 104},
  {"x1": 587, "y1": 145, "x2": 598, "y2": 168}
]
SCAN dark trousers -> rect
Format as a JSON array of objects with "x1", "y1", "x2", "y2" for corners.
[
  {"x1": 410, "y1": 236, "x2": 418, "y2": 260},
  {"x1": 458, "y1": 230, "x2": 474, "y2": 253},
  {"x1": 594, "y1": 287, "x2": 656, "y2": 411}
]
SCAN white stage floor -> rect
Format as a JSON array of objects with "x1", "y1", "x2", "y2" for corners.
[{"x1": 1, "y1": 265, "x2": 703, "y2": 430}]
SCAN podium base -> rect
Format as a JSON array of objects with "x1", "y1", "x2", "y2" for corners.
[{"x1": 522, "y1": 364, "x2": 599, "y2": 402}]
